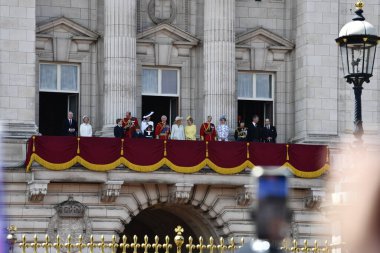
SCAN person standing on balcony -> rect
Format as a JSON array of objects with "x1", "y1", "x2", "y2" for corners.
[
  {"x1": 200, "y1": 116, "x2": 217, "y2": 141},
  {"x1": 217, "y1": 115, "x2": 229, "y2": 141},
  {"x1": 144, "y1": 125, "x2": 154, "y2": 139},
  {"x1": 263, "y1": 118, "x2": 277, "y2": 143},
  {"x1": 141, "y1": 111, "x2": 154, "y2": 132},
  {"x1": 234, "y1": 122, "x2": 248, "y2": 141},
  {"x1": 122, "y1": 111, "x2": 139, "y2": 138},
  {"x1": 247, "y1": 115, "x2": 262, "y2": 142},
  {"x1": 114, "y1": 119, "x2": 124, "y2": 138},
  {"x1": 155, "y1": 115, "x2": 171, "y2": 140},
  {"x1": 62, "y1": 111, "x2": 78, "y2": 136},
  {"x1": 171, "y1": 116, "x2": 185, "y2": 140},
  {"x1": 185, "y1": 116, "x2": 197, "y2": 140},
  {"x1": 79, "y1": 115, "x2": 92, "y2": 137}
]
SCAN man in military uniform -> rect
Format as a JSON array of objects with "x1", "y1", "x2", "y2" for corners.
[
  {"x1": 234, "y1": 122, "x2": 248, "y2": 141},
  {"x1": 155, "y1": 115, "x2": 171, "y2": 140},
  {"x1": 122, "y1": 111, "x2": 139, "y2": 138},
  {"x1": 200, "y1": 116, "x2": 217, "y2": 141}
]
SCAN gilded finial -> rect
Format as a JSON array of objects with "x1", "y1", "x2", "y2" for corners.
[
  {"x1": 186, "y1": 236, "x2": 196, "y2": 253},
  {"x1": 119, "y1": 235, "x2": 130, "y2": 253},
  {"x1": 153, "y1": 236, "x2": 162, "y2": 253},
  {"x1": 174, "y1": 226, "x2": 184, "y2": 253},
  {"x1": 355, "y1": 0, "x2": 364, "y2": 10},
  {"x1": 142, "y1": 235, "x2": 152, "y2": 253},
  {"x1": 76, "y1": 235, "x2": 86, "y2": 253},
  {"x1": 131, "y1": 235, "x2": 141, "y2": 253},
  {"x1": 163, "y1": 235, "x2": 172, "y2": 253},
  {"x1": 109, "y1": 235, "x2": 119, "y2": 253}
]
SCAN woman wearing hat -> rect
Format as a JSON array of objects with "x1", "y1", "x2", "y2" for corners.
[
  {"x1": 79, "y1": 115, "x2": 93, "y2": 137},
  {"x1": 217, "y1": 115, "x2": 229, "y2": 141},
  {"x1": 171, "y1": 116, "x2": 185, "y2": 140},
  {"x1": 185, "y1": 116, "x2": 196, "y2": 140}
]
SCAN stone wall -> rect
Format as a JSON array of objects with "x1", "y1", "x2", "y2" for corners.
[{"x1": 4, "y1": 167, "x2": 330, "y2": 248}]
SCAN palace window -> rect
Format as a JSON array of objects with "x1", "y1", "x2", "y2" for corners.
[
  {"x1": 237, "y1": 72, "x2": 275, "y2": 126},
  {"x1": 237, "y1": 73, "x2": 274, "y2": 100},
  {"x1": 39, "y1": 63, "x2": 80, "y2": 93},
  {"x1": 142, "y1": 68, "x2": 179, "y2": 96}
]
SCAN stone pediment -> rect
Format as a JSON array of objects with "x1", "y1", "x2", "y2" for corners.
[
  {"x1": 36, "y1": 17, "x2": 99, "y2": 60},
  {"x1": 137, "y1": 23, "x2": 199, "y2": 47},
  {"x1": 236, "y1": 27, "x2": 294, "y2": 50},
  {"x1": 36, "y1": 17, "x2": 99, "y2": 40}
]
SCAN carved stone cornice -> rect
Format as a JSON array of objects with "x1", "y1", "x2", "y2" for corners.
[
  {"x1": 27, "y1": 180, "x2": 49, "y2": 202},
  {"x1": 101, "y1": 181, "x2": 124, "y2": 202},
  {"x1": 236, "y1": 185, "x2": 255, "y2": 206},
  {"x1": 168, "y1": 183, "x2": 194, "y2": 204},
  {"x1": 304, "y1": 188, "x2": 325, "y2": 209}
]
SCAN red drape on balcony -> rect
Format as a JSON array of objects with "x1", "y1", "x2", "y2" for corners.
[{"x1": 25, "y1": 136, "x2": 329, "y2": 178}]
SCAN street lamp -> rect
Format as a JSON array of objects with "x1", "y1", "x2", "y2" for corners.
[
  {"x1": 6, "y1": 225, "x2": 17, "y2": 253},
  {"x1": 336, "y1": 0, "x2": 379, "y2": 142}
]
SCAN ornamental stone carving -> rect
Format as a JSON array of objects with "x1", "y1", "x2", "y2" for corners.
[
  {"x1": 169, "y1": 183, "x2": 194, "y2": 204},
  {"x1": 101, "y1": 181, "x2": 124, "y2": 202},
  {"x1": 236, "y1": 185, "x2": 255, "y2": 206},
  {"x1": 48, "y1": 197, "x2": 92, "y2": 252},
  {"x1": 148, "y1": 0, "x2": 176, "y2": 24},
  {"x1": 304, "y1": 188, "x2": 325, "y2": 209},
  {"x1": 27, "y1": 180, "x2": 49, "y2": 202}
]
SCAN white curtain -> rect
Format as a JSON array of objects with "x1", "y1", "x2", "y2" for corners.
[
  {"x1": 61, "y1": 65, "x2": 78, "y2": 91},
  {"x1": 142, "y1": 69, "x2": 158, "y2": 94},
  {"x1": 256, "y1": 74, "x2": 271, "y2": 99},
  {"x1": 161, "y1": 70, "x2": 177, "y2": 94},
  {"x1": 237, "y1": 73, "x2": 253, "y2": 98},
  {"x1": 40, "y1": 64, "x2": 57, "y2": 90}
]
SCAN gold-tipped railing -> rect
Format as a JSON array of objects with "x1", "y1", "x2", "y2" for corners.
[{"x1": 16, "y1": 225, "x2": 332, "y2": 253}]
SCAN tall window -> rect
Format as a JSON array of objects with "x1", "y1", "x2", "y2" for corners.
[
  {"x1": 142, "y1": 68, "x2": 179, "y2": 96},
  {"x1": 39, "y1": 63, "x2": 80, "y2": 92},
  {"x1": 237, "y1": 73, "x2": 274, "y2": 100}
]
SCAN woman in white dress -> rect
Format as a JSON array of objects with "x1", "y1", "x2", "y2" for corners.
[
  {"x1": 79, "y1": 115, "x2": 93, "y2": 137},
  {"x1": 170, "y1": 116, "x2": 185, "y2": 140},
  {"x1": 217, "y1": 115, "x2": 229, "y2": 141}
]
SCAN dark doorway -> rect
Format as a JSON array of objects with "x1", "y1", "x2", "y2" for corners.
[
  {"x1": 238, "y1": 100, "x2": 273, "y2": 127},
  {"x1": 119, "y1": 205, "x2": 216, "y2": 253},
  {"x1": 39, "y1": 92, "x2": 79, "y2": 136},
  {"x1": 142, "y1": 96, "x2": 178, "y2": 126}
]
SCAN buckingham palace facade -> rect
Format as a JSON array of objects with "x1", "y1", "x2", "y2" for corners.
[{"x1": 1, "y1": 0, "x2": 380, "y2": 251}]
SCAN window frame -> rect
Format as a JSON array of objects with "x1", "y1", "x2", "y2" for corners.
[
  {"x1": 237, "y1": 72, "x2": 275, "y2": 101},
  {"x1": 39, "y1": 62, "x2": 80, "y2": 93},
  {"x1": 141, "y1": 67, "x2": 180, "y2": 97}
]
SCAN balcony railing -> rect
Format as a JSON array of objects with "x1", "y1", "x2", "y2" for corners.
[{"x1": 25, "y1": 136, "x2": 329, "y2": 178}]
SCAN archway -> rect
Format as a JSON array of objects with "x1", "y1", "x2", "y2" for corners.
[{"x1": 119, "y1": 204, "x2": 218, "y2": 247}]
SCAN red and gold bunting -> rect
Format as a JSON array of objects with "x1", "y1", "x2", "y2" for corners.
[{"x1": 25, "y1": 136, "x2": 329, "y2": 178}]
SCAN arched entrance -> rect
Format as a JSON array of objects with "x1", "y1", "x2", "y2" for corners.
[{"x1": 120, "y1": 204, "x2": 218, "y2": 246}]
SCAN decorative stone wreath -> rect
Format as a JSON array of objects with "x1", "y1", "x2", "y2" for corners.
[{"x1": 148, "y1": 0, "x2": 177, "y2": 24}]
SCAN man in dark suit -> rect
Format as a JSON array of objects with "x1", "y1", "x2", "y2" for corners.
[
  {"x1": 247, "y1": 115, "x2": 262, "y2": 142},
  {"x1": 62, "y1": 111, "x2": 78, "y2": 136},
  {"x1": 263, "y1": 118, "x2": 277, "y2": 143},
  {"x1": 114, "y1": 119, "x2": 124, "y2": 138}
]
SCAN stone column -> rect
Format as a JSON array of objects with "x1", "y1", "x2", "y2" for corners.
[
  {"x1": 0, "y1": 0, "x2": 38, "y2": 166},
  {"x1": 203, "y1": 0, "x2": 236, "y2": 128},
  {"x1": 103, "y1": 0, "x2": 137, "y2": 134},
  {"x1": 294, "y1": 0, "x2": 339, "y2": 141}
]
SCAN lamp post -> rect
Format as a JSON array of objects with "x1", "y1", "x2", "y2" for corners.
[
  {"x1": 336, "y1": 0, "x2": 379, "y2": 142},
  {"x1": 6, "y1": 225, "x2": 17, "y2": 253}
]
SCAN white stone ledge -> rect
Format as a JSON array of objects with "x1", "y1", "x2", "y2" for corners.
[{"x1": 4, "y1": 168, "x2": 325, "y2": 189}]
